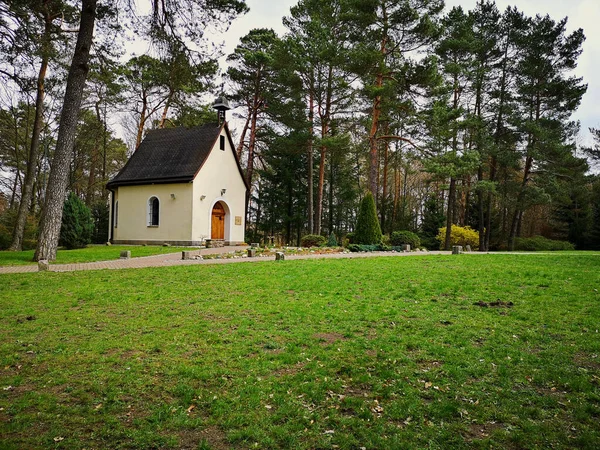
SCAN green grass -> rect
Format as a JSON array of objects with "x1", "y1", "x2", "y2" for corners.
[
  {"x1": 1, "y1": 254, "x2": 599, "y2": 449},
  {"x1": 0, "y1": 245, "x2": 199, "y2": 266}
]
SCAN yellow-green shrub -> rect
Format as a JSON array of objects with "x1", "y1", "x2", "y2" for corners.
[{"x1": 436, "y1": 225, "x2": 479, "y2": 250}]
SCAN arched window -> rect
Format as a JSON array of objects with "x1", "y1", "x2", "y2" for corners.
[{"x1": 148, "y1": 196, "x2": 159, "y2": 226}]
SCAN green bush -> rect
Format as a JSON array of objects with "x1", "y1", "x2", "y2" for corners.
[
  {"x1": 390, "y1": 230, "x2": 420, "y2": 248},
  {"x1": 436, "y1": 225, "x2": 479, "y2": 250},
  {"x1": 345, "y1": 232, "x2": 354, "y2": 245},
  {"x1": 326, "y1": 232, "x2": 338, "y2": 247},
  {"x1": 513, "y1": 236, "x2": 574, "y2": 251},
  {"x1": 354, "y1": 192, "x2": 382, "y2": 245},
  {"x1": 348, "y1": 243, "x2": 391, "y2": 252},
  {"x1": 300, "y1": 234, "x2": 326, "y2": 248},
  {"x1": 60, "y1": 193, "x2": 93, "y2": 250}
]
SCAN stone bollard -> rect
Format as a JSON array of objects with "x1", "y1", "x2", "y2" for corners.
[
  {"x1": 465, "y1": 245, "x2": 472, "y2": 252},
  {"x1": 38, "y1": 260, "x2": 49, "y2": 272},
  {"x1": 251, "y1": 242, "x2": 260, "y2": 248},
  {"x1": 247, "y1": 248, "x2": 256, "y2": 257},
  {"x1": 182, "y1": 251, "x2": 192, "y2": 260},
  {"x1": 205, "y1": 239, "x2": 212, "y2": 248},
  {"x1": 120, "y1": 250, "x2": 131, "y2": 259},
  {"x1": 401, "y1": 244, "x2": 411, "y2": 252},
  {"x1": 452, "y1": 245, "x2": 463, "y2": 255},
  {"x1": 275, "y1": 252, "x2": 285, "y2": 261}
]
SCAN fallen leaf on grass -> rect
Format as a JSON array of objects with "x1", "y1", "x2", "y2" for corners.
[
  {"x1": 94, "y1": 403, "x2": 102, "y2": 410},
  {"x1": 186, "y1": 405, "x2": 195, "y2": 413},
  {"x1": 53, "y1": 437, "x2": 64, "y2": 442}
]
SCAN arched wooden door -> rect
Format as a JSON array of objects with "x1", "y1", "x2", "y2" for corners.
[{"x1": 211, "y1": 202, "x2": 225, "y2": 239}]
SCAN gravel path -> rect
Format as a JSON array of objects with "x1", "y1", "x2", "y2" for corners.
[{"x1": 0, "y1": 247, "x2": 452, "y2": 274}]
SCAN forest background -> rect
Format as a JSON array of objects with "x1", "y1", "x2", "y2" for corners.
[{"x1": 1, "y1": 0, "x2": 600, "y2": 258}]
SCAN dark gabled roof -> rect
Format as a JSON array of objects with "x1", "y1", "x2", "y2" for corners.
[{"x1": 107, "y1": 123, "x2": 242, "y2": 189}]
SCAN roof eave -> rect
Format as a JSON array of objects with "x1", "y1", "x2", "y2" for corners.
[{"x1": 106, "y1": 177, "x2": 194, "y2": 189}]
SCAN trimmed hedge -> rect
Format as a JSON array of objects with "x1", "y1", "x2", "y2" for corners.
[
  {"x1": 390, "y1": 230, "x2": 420, "y2": 248},
  {"x1": 301, "y1": 234, "x2": 327, "y2": 248},
  {"x1": 513, "y1": 236, "x2": 574, "y2": 251}
]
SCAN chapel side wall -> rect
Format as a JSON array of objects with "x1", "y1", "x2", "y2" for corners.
[
  {"x1": 112, "y1": 183, "x2": 193, "y2": 244},
  {"x1": 192, "y1": 130, "x2": 246, "y2": 244}
]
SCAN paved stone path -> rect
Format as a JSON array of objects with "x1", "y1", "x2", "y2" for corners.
[{"x1": 0, "y1": 247, "x2": 452, "y2": 274}]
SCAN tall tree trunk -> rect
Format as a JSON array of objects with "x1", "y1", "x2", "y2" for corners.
[
  {"x1": 236, "y1": 110, "x2": 251, "y2": 159},
  {"x1": 381, "y1": 127, "x2": 389, "y2": 232},
  {"x1": 444, "y1": 177, "x2": 456, "y2": 250},
  {"x1": 444, "y1": 74, "x2": 460, "y2": 251},
  {"x1": 10, "y1": 11, "x2": 52, "y2": 251},
  {"x1": 245, "y1": 101, "x2": 258, "y2": 224},
  {"x1": 368, "y1": 72, "x2": 383, "y2": 197},
  {"x1": 34, "y1": 0, "x2": 97, "y2": 261},
  {"x1": 508, "y1": 155, "x2": 533, "y2": 250},
  {"x1": 315, "y1": 65, "x2": 333, "y2": 235},
  {"x1": 158, "y1": 90, "x2": 173, "y2": 128},
  {"x1": 135, "y1": 94, "x2": 148, "y2": 149},
  {"x1": 485, "y1": 26, "x2": 511, "y2": 251},
  {"x1": 307, "y1": 85, "x2": 314, "y2": 233}
]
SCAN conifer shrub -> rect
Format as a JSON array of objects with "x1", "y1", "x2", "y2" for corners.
[
  {"x1": 300, "y1": 234, "x2": 326, "y2": 248},
  {"x1": 354, "y1": 192, "x2": 382, "y2": 245},
  {"x1": 513, "y1": 236, "x2": 574, "y2": 251},
  {"x1": 348, "y1": 243, "x2": 391, "y2": 252},
  {"x1": 436, "y1": 225, "x2": 479, "y2": 250},
  {"x1": 390, "y1": 230, "x2": 420, "y2": 248},
  {"x1": 326, "y1": 232, "x2": 338, "y2": 247},
  {"x1": 60, "y1": 192, "x2": 93, "y2": 249},
  {"x1": 91, "y1": 201, "x2": 109, "y2": 244}
]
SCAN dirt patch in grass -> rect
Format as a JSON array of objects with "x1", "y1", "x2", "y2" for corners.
[
  {"x1": 272, "y1": 362, "x2": 306, "y2": 377},
  {"x1": 313, "y1": 332, "x2": 346, "y2": 345},
  {"x1": 179, "y1": 425, "x2": 231, "y2": 450},
  {"x1": 574, "y1": 352, "x2": 600, "y2": 370},
  {"x1": 465, "y1": 422, "x2": 505, "y2": 440},
  {"x1": 473, "y1": 300, "x2": 514, "y2": 308},
  {"x1": 417, "y1": 359, "x2": 443, "y2": 372}
]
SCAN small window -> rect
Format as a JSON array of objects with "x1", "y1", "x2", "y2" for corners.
[
  {"x1": 220, "y1": 135, "x2": 225, "y2": 150},
  {"x1": 148, "y1": 196, "x2": 159, "y2": 226},
  {"x1": 114, "y1": 201, "x2": 118, "y2": 228}
]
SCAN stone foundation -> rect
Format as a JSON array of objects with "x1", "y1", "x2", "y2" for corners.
[{"x1": 112, "y1": 239, "x2": 243, "y2": 247}]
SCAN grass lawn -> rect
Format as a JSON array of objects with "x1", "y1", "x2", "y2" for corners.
[
  {"x1": 1, "y1": 254, "x2": 599, "y2": 449},
  {"x1": 0, "y1": 245, "x2": 199, "y2": 266}
]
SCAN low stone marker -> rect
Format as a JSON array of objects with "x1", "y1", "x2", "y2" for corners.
[
  {"x1": 247, "y1": 248, "x2": 256, "y2": 257},
  {"x1": 182, "y1": 251, "x2": 192, "y2": 260},
  {"x1": 275, "y1": 252, "x2": 285, "y2": 261},
  {"x1": 401, "y1": 244, "x2": 411, "y2": 252},
  {"x1": 251, "y1": 242, "x2": 260, "y2": 248},
  {"x1": 205, "y1": 239, "x2": 212, "y2": 248},
  {"x1": 465, "y1": 245, "x2": 472, "y2": 252},
  {"x1": 120, "y1": 250, "x2": 131, "y2": 259},
  {"x1": 38, "y1": 260, "x2": 49, "y2": 272},
  {"x1": 452, "y1": 245, "x2": 463, "y2": 255}
]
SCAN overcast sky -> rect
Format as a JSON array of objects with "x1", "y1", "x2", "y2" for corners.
[{"x1": 219, "y1": 0, "x2": 600, "y2": 146}]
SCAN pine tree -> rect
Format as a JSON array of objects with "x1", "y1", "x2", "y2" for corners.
[{"x1": 354, "y1": 192, "x2": 382, "y2": 245}]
